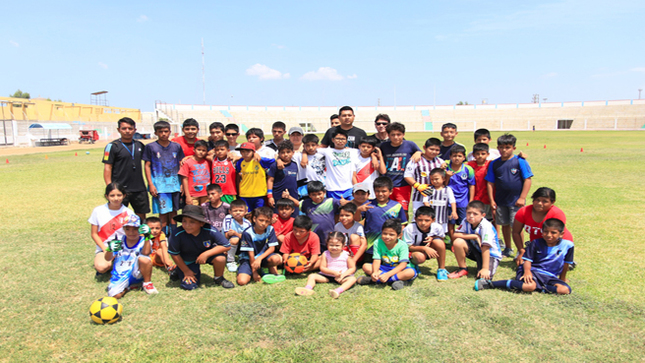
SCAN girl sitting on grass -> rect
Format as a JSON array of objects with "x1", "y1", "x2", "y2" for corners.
[
  {"x1": 88, "y1": 182, "x2": 135, "y2": 275},
  {"x1": 295, "y1": 232, "x2": 357, "y2": 299}
]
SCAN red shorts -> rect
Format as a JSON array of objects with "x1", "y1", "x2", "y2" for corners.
[
  {"x1": 343, "y1": 245, "x2": 363, "y2": 265},
  {"x1": 390, "y1": 185, "x2": 412, "y2": 211}
]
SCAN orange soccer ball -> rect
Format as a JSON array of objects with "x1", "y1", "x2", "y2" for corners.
[{"x1": 285, "y1": 253, "x2": 308, "y2": 274}]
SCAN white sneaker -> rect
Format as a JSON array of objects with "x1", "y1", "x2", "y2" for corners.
[
  {"x1": 143, "y1": 282, "x2": 158, "y2": 294},
  {"x1": 226, "y1": 262, "x2": 238, "y2": 272}
]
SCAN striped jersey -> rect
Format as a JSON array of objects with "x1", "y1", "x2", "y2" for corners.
[
  {"x1": 423, "y1": 186, "x2": 456, "y2": 225},
  {"x1": 404, "y1": 156, "x2": 444, "y2": 202}
]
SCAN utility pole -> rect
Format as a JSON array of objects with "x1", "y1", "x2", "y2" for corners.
[
  {"x1": 639, "y1": 89, "x2": 642, "y2": 99},
  {"x1": 202, "y1": 38, "x2": 206, "y2": 105},
  {"x1": 532, "y1": 94, "x2": 540, "y2": 103}
]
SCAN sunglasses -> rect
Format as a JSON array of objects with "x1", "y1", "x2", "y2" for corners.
[
  {"x1": 226, "y1": 133, "x2": 238, "y2": 136},
  {"x1": 376, "y1": 122, "x2": 389, "y2": 126}
]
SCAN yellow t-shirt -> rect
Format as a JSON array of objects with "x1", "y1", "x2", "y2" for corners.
[{"x1": 236, "y1": 158, "x2": 273, "y2": 198}]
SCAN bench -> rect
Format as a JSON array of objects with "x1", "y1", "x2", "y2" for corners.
[{"x1": 36, "y1": 138, "x2": 69, "y2": 146}]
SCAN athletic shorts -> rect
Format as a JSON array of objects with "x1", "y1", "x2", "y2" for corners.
[
  {"x1": 464, "y1": 239, "x2": 500, "y2": 278},
  {"x1": 221, "y1": 195, "x2": 236, "y2": 204},
  {"x1": 450, "y1": 206, "x2": 467, "y2": 225},
  {"x1": 482, "y1": 204, "x2": 494, "y2": 223},
  {"x1": 240, "y1": 196, "x2": 265, "y2": 212},
  {"x1": 343, "y1": 244, "x2": 362, "y2": 264},
  {"x1": 496, "y1": 205, "x2": 521, "y2": 226},
  {"x1": 327, "y1": 189, "x2": 353, "y2": 201},
  {"x1": 107, "y1": 256, "x2": 147, "y2": 296},
  {"x1": 516, "y1": 268, "x2": 572, "y2": 294},
  {"x1": 123, "y1": 191, "x2": 150, "y2": 214},
  {"x1": 190, "y1": 196, "x2": 209, "y2": 206},
  {"x1": 361, "y1": 253, "x2": 374, "y2": 266},
  {"x1": 378, "y1": 264, "x2": 418, "y2": 283},
  {"x1": 390, "y1": 185, "x2": 412, "y2": 211},
  {"x1": 150, "y1": 251, "x2": 166, "y2": 267},
  {"x1": 152, "y1": 192, "x2": 180, "y2": 215},
  {"x1": 237, "y1": 253, "x2": 279, "y2": 276}
]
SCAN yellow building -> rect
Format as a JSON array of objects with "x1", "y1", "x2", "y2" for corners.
[{"x1": 0, "y1": 97, "x2": 141, "y2": 123}]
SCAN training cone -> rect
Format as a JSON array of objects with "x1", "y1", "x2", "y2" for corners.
[
  {"x1": 75, "y1": 152, "x2": 78, "y2": 156},
  {"x1": 543, "y1": 145, "x2": 546, "y2": 149},
  {"x1": 526, "y1": 142, "x2": 529, "y2": 146},
  {"x1": 45, "y1": 155, "x2": 49, "y2": 159},
  {"x1": 5, "y1": 159, "x2": 8, "y2": 164},
  {"x1": 580, "y1": 148, "x2": 583, "y2": 152}
]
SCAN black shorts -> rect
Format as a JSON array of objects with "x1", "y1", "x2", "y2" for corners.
[
  {"x1": 123, "y1": 191, "x2": 150, "y2": 214},
  {"x1": 361, "y1": 253, "x2": 374, "y2": 266}
]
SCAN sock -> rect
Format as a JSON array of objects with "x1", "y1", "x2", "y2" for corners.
[
  {"x1": 143, "y1": 281, "x2": 152, "y2": 287},
  {"x1": 459, "y1": 267, "x2": 468, "y2": 271},
  {"x1": 391, "y1": 274, "x2": 400, "y2": 282},
  {"x1": 492, "y1": 280, "x2": 523, "y2": 291},
  {"x1": 544, "y1": 285, "x2": 559, "y2": 294},
  {"x1": 214, "y1": 275, "x2": 222, "y2": 281},
  {"x1": 305, "y1": 285, "x2": 313, "y2": 290},
  {"x1": 334, "y1": 287, "x2": 345, "y2": 294}
]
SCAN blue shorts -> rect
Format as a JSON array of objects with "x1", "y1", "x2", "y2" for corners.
[
  {"x1": 327, "y1": 189, "x2": 353, "y2": 201},
  {"x1": 240, "y1": 196, "x2": 265, "y2": 211},
  {"x1": 177, "y1": 254, "x2": 224, "y2": 290},
  {"x1": 449, "y1": 206, "x2": 467, "y2": 225},
  {"x1": 378, "y1": 264, "x2": 418, "y2": 283},
  {"x1": 517, "y1": 268, "x2": 572, "y2": 294},
  {"x1": 237, "y1": 253, "x2": 279, "y2": 276},
  {"x1": 152, "y1": 192, "x2": 180, "y2": 215}
]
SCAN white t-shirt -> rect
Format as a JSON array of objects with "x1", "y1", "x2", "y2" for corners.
[
  {"x1": 402, "y1": 221, "x2": 445, "y2": 247},
  {"x1": 467, "y1": 148, "x2": 500, "y2": 162},
  {"x1": 334, "y1": 221, "x2": 365, "y2": 243},
  {"x1": 87, "y1": 204, "x2": 135, "y2": 253},
  {"x1": 456, "y1": 218, "x2": 502, "y2": 260},
  {"x1": 317, "y1": 147, "x2": 357, "y2": 192},
  {"x1": 353, "y1": 154, "x2": 380, "y2": 197},
  {"x1": 293, "y1": 151, "x2": 326, "y2": 183},
  {"x1": 257, "y1": 145, "x2": 277, "y2": 160}
]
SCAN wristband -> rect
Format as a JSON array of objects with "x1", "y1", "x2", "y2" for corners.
[
  {"x1": 267, "y1": 189, "x2": 273, "y2": 194},
  {"x1": 267, "y1": 193, "x2": 273, "y2": 198},
  {"x1": 413, "y1": 182, "x2": 420, "y2": 189}
]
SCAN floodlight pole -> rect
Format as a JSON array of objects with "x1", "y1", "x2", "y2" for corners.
[{"x1": 639, "y1": 89, "x2": 642, "y2": 99}]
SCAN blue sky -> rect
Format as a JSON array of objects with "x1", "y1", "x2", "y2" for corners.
[{"x1": 3, "y1": 1, "x2": 644, "y2": 111}]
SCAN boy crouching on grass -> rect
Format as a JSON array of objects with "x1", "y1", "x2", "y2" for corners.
[
  {"x1": 475, "y1": 218, "x2": 573, "y2": 294},
  {"x1": 105, "y1": 215, "x2": 157, "y2": 298},
  {"x1": 237, "y1": 207, "x2": 284, "y2": 286},
  {"x1": 144, "y1": 216, "x2": 177, "y2": 279},
  {"x1": 402, "y1": 206, "x2": 448, "y2": 281},
  {"x1": 168, "y1": 205, "x2": 235, "y2": 290},
  {"x1": 358, "y1": 219, "x2": 417, "y2": 290}
]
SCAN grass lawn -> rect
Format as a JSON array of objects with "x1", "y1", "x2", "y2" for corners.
[{"x1": 0, "y1": 131, "x2": 643, "y2": 362}]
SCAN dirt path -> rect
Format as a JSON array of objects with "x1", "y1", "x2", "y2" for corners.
[{"x1": 0, "y1": 140, "x2": 157, "y2": 156}]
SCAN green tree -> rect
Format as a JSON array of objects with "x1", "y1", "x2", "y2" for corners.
[
  {"x1": 10, "y1": 90, "x2": 30, "y2": 99},
  {"x1": 457, "y1": 101, "x2": 469, "y2": 105}
]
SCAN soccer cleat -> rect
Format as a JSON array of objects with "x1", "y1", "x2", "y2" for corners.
[
  {"x1": 474, "y1": 279, "x2": 494, "y2": 291},
  {"x1": 226, "y1": 262, "x2": 238, "y2": 272},
  {"x1": 502, "y1": 248, "x2": 515, "y2": 258},
  {"x1": 143, "y1": 282, "x2": 159, "y2": 295},
  {"x1": 448, "y1": 269, "x2": 468, "y2": 279},
  {"x1": 261, "y1": 274, "x2": 286, "y2": 284},
  {"x1": 391, "y1": 280, "x2": 412, "y2": 290},
  {"x1": 295, "y1": 287, "x2": 315, "y2": 296},
  {"x1": 436, "y1": 269, "x2": 449, "y2": 281},
  {"x1": 329, "y1": 289, "x2": 340, "y2": 299},
  {"x1": 213, "y1": 276, "x2": 235, "y2": 288},
  {"x1": 357, "y1": 276, "x2": 373, "y2": 285}
]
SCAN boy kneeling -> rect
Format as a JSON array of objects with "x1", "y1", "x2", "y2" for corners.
[
  {"x1": 358, "y1": 219, "x2": 417, "y2": 290},
  {"x1": 105, "y1": 215, "x2": 157, "y2": 298},
  {"x1": 168, "y1": 205, "x2": 235, "y2": 290},
  {"x1": 475, "y1": 218, "x2": 573, "y2": 295}
]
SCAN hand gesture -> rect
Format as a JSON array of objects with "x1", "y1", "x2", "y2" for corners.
[
  {"x1": 139, "y1": 224, "x2": 151, "y2": 238},
  {"x1": 282, "y1": 190, "x2": 291, "y2": 199},
  {"x1": 357, "y1": 204, "x2": 373, "y2": 213},
  {"x1": 106, "y1": 239, "x2": 123, "y2": 253},
  {"x1": 276, "y1": 158, "x2": 285, "y2": 170}
]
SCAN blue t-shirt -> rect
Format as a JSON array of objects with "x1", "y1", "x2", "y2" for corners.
[
  {"x1": 439, "y1": 142, "x2": 465, "y2": 160},
  {"x1": 485, "y1": 155, "x2": 534, "y2": 207},
  {"x1": 239, "y1": 225, "x2": 279, "y2": 261},
  {"x1": 379, "y1": 140, "x2": 421, "y2": 187},
  {"x1": 300, "y1": 198, "x2": 340, "y2": 250},
  {"x1": 364, "y1": 199, "x2": 407, "y2": 253},
  {"x1": 447, "y1": 162, "x2": 475, "y2": 208},
  {"x1": 168, "y1": 226, "x2": 230, "y2": 265},
  {"x1": 522, "y1": 238, "x2": 574, "y2": 278},
  {"x1": 267, "y1": 161, "x2": 299, "y2": 202},
  {"x1": 142, "y1": 141, "x2": 184, "y2": 193}
]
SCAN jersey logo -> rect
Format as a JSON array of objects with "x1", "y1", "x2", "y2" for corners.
[
  {"x1": 421, "y1": 172, "x2": 427, "y2": 178},
  {"x1": 511, "y1": 168, "x2": 518, "y2": 175},
  {"x1": 103, "y1": 144, "x2": 112, "y2": 161},
  {"x1": 157, "y1": 152, "x2": 161, "y2": 159},
  {"x1": 203, "y1": 240, "x2": 211, "y2": 248},
  {"x1": 460, "y1": 173, "x2": 467, "y2": 180},
  {"x1": 173, "y1": 152, "x2": 177, "y2": 158}
]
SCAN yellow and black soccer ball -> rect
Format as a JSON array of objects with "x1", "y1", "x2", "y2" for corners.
[
  {"x1": 285, "y1": 253, "x2": 308, "y2": 274},
  {"x1": 89, "y1": 297, "x2": 123, "y2": 325}
]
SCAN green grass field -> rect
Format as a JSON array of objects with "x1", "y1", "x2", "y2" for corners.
[{"x1": 1, "y1": 131, "x2": 644, "y2": 362}]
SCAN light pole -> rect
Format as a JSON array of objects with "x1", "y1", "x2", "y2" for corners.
[{"x1": 639, "y1": 89, "x2": 642, "y2": 99}]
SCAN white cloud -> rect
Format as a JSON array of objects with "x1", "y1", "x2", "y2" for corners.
[
  {"x1": 271, "y1": 43, "x2": 287, "y2": 49},
  {"x1": 9, "y1": 40, "x2": 19, "y2": 47},
  {"x1": 542, "y1": 72, "x2": 558, "y2": 78},
  {"x1": 137, "y1": 15, "x2": 148, "y2": 22},
  {"x1": 98, "y1": 62, "x2": 108, "y2": 69},
  {"x1": 631, "y1": 67, "x2": 645, "y2": 73},
  {"x1": 300, "y1": 67, "x2": 345, "y2": 81},
  {"x1": 347, "y1": 74, "x2": 358, "y2": 79},
  {"x1": 246, "y1": 64, "x2": 289, "y2": 80}
]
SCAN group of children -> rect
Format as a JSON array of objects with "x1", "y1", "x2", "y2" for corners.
[{"x1": 90, "y1": 114, "x2": 574, "y2": 299}]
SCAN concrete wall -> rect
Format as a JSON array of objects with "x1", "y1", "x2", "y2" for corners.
[{"x1": 0, "y1": 97, "x2": 141, "y2": 123}]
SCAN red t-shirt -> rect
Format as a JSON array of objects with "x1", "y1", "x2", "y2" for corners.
[
  {"x1": 172, "y1": 136, "x2": 197, "y2": 157},
  {"x1": 211, "y1": 158, "x2": 237, "y2": 195},
  {"x1": 467, "y1": 160, "x2": 491, "y2": 205},
  {"x1": 178, "y1": 158, "x2": 211, "y2": 197},
  {"x1": 279, "y1": 231, "x2": 321, "y2": 259},
  {"x1": 273, "y1": 215, "x2": 294, "y2": 237},
  {"x1": 514, "y1": 205, "x2": 573, "y2": 241}
]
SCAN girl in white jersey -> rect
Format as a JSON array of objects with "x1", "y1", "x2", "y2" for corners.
[
  {"x1": 88, "y1": 183, "x2": 135, "y2": 274},
  {"x1": 295, "y1": 232, "x2": 357, "y2": 298}
]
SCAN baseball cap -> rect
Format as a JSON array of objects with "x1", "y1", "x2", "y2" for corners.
[
  {"x1": 288, "y1": 126, "x2": 304, "y2": 136},
  {"x1": 353, "y1": 183, "x2": 370, "y2": 193},
  {"x1": 235, "y1": 142, "x2": 256, "y2": 151},
  {"x1": 123, "y1": 215, "x2": 141, "y2": 228}
]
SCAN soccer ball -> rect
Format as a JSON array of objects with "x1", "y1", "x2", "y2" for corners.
[
  {"x1": 285, "y1": 253, "x2": 308, "y2": 274},
  {"x1": 89, "y1": 297, "x2": 123, "y2": 325}
]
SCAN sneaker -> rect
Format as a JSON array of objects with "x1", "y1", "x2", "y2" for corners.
[
  {"x1": 436, "y1": 268, "x2": 448, "y2": 281},
  {"x1": 261, "y1": 274, "x2": 286, "y2": 284},
  {"x1": 168, "y1": 268, "x2": 180, "y2": 281},
  {"x1": 329, "y1": 289, "x2": 340, "y2": 299},
  {"x1": 226, "y1": 262, "x2": 238, "y2": 272},
  {"x1": 391, "y1": 280, "x2": 411, "y2": 290},
  {"x1": 295, "y1": 287, "x2": 315, "y2": 296},
  {"x1": 502, "y1": 247, "x2": 515, "y2": 258},
  {"x1": 474, "y1": 279, "x2": 493, "y2": 291},
  {"x1": 448, "y1": 269, "x2": 468, "y2": 279},
  {"x1": 143, "y1": 282, "x2": 159, "y2": 295},
  {"x1": 213, "y1": 276, "x2": 235, "y2": 289},
  {"x1": 357, "y1": 276, "x2": 373, "y2": 285}
]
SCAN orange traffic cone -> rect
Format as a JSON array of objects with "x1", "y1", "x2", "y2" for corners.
[
  {"x1": 543, "y1": 145, "x2": 546, "y2": 149},
  {"x1": 75, "y1": 152, "x2": 78, "y2": 156},
  {"x1": 526, "y1": 142, "x2": 529, "y2": 146},
  {"x1": 580, "y1": 148, "x2": 583, "y2": 152},
  {"x1": 5, "y1": 159, "x2": 8, "y2": 164},
  {"x1": 45, "y1": 155, "x2": 49, "y2": 159}
]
